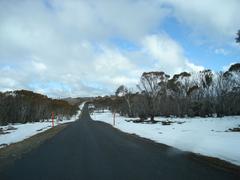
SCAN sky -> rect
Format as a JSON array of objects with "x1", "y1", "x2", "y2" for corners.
[{"x1": 0, "y1": 0, "x2": 239, "y2": 98}]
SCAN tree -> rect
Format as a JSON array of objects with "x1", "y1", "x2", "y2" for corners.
[
  {"x1": 92, "y1": 63, "x2": 240, "y2": 119},
  {"x1": 0, "y1": 90, "x2": 78, "y2": 125},
  {"x1": 167, "y1": 72, "x2": 193, "y2": 116},
  {"x1": 115, "y1": 85, "x2": 133, "y2": 117},
  {"x1": 132, "y1": 93, "x2": 148, "y2": 120},
  {"x1": 137, "y1": 71, "x2": 170, "y2": 122},
  {"x1": 236, "y1": 30, "x2": 240, "y2": 44}
]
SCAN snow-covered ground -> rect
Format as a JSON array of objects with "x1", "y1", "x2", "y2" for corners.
[
  {"x1": 0, "y1": 102, "x2": 86, "y2": 148},
  {"x1": 91, "y1": 110, "x2": 240, "y2": 166}
]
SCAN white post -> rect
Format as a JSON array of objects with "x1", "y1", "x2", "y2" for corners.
[{"x1": 113, "y1": 111, "x2": 116, "y2": 126}]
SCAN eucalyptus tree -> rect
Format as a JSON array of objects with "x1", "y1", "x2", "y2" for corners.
[{"x1": 137, "y1": 71, "x2": 170, "y2": 121}]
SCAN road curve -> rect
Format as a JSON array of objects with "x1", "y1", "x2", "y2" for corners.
[{"x1": 0, "y1": 104, "x2": 239, "y2": 180}]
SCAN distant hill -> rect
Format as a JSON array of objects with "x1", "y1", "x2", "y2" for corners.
[{"x1": 62, "y1": 97, "x2": 93, "y2": 105}]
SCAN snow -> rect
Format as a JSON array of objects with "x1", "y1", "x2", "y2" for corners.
[
  {"x1": 0, "y1": 102, "x2": 85, "y2": 148},
  {"x1": 0, "y1": 122, "x2": 52, "y2": 148},
  {"x1": 79, "y1": 101, "x2": 86, "y2": 111},
  {"x1": 91, "y1": 111, "x2": 240, "y2": 166}
]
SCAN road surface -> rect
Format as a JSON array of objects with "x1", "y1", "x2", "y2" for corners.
[{"x1": 0, "y1": 104, "x2": 239, "y2": 180}]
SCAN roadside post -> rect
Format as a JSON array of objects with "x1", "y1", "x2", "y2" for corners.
[
  {"x1": 113, "y1": 111, "x2": 116, "y2": 126},
  {"x1": 52, "y1": 112, "x2": 54, "y2": 128}
]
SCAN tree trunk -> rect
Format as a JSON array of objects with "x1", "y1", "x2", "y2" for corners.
[{"x1": 150, "y1": 115, "x2": 154, "y2": 122}]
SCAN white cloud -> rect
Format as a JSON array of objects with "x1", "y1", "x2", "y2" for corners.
[
  {"x1": 0, "y1": 78, "x2": 17, "y2": 89},
  {"x1": 31, "y1": 60, "x2": 47, "y2": 73},
  {"x1": 186, "y1": 62, "x2": 205, "y2": 72},
  {"x1": 0, "y1": 66, "x2": 27, "y2": 91},
  {"x1": 214, "y1": 48, "x2": 229, "y2": 56},
  {"x1": 2, "y1": 0, "x2": 232, "y2": 97},
  {"x1": 142, "y1": 34, "x2": 204, "y2": 74},
  {"x1": 0, "y1": 0, "x2": 170, "y2": 97},
  {"x1": 93, "y1": 47, "x2": 141, "y2": 86},
  {"x1": 164, "y1": 0, "x2": 240, "y2": 43}
]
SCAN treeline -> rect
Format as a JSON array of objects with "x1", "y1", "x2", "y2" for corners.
[
  {"x1": 92, "y1": 63, "x2": 240, "y2": 121},
  {"x1": 0, "y1": 90, "x2": 79, "y2": 125}
]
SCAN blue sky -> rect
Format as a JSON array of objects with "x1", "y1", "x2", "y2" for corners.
[
  {"x1": 0, "y1": 0, "x2": 239, "y2": 97},
  {"x1": 161, "y1": 15, "x2": 240, "y2": 71}
]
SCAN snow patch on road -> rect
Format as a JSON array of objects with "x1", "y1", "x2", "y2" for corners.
[{"x1": 91, "y1": 111, "x2": 240, "y2": 166}]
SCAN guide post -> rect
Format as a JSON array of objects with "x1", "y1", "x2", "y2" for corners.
[
  {"x1": 52, "y1": 112, "x2": 54, "y2": 127},
  {"x1": 113, "y1": 111, "x2": 116, "y2": 126}
]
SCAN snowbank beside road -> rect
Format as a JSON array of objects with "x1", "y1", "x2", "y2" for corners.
[
  {"x1": 0, "y1": 103, "x2": 84, "y2": 148},
  {"x1": 91, "y1": 111, "x2": 240, "y2": 166},
  {"x1": 0, "y1": 122, "x2": 52, "y2": 148},
  {"x1": 0, "y1": 119, "x2": 74, "y2": 148}
]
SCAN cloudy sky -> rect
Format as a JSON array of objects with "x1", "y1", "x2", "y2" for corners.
[{"x1": 0, "y1": 0, "x2": 240, "y2": 97}]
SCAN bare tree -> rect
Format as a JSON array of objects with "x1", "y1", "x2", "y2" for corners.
[
  {"x1": 137, "y1": 71, "x2": 170, "y2": 121},
  {"x1": 132, "y1": 94, "x2": 148, "y2": 120},
  {"x1": 115, "y1": 85, "x2": 133, "y2": 117},
  {"x1": 92, "y1": 63, "x2": 240, "y2": 119}
]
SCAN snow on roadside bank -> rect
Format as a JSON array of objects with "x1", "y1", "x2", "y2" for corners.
[
  {"x1": 0, "y1": 103, "x2": 85, "y2": 148},
  {"x1": 0, "y1": 122, "x2": 52, "y2": 148},
  {"x1": 91, "y1": 110, "x2": 240, "y2": 166},
  {"x1": 0, "y1": 119, "x2": 72, "y2": 148}
]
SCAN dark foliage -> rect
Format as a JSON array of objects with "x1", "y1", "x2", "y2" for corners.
[
  {"x1": 228, "y1": 63, "x2": 240, "y2": 72},
  {"x1": 0, "y1": 90, "x2": 78, "y2": 125},
  {"x1": 92, "y1": 63, "x2": 240, "y2": 120},
  {"x1": 236, "y1": 30, "x2": 240, "y2": 44}
]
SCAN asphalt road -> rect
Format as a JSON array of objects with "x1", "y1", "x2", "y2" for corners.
[{"x1": 1, "y1": 104, "x2": 239, "y2": 180}]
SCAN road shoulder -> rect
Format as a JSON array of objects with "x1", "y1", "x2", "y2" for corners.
[{"x1": 0, "y1": 124, "x2": 68, "y2": 173}]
